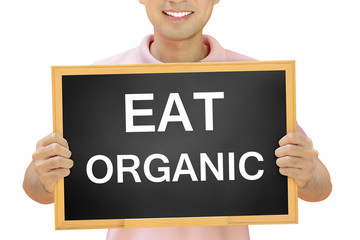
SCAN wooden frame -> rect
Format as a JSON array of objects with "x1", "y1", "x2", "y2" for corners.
[{"x1": 52, "y1": 61, "x2": 297, "y2": 230}]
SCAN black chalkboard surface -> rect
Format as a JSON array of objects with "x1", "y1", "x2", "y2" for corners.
[{"x1": 52, "y1": 61, "x2": 297, "y2": 230}]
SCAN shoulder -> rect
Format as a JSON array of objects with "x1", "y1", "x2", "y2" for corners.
[
  {"x1": 224, "y1": 49, "x2": 257, "y2": 62},
  {"x1": 93, "y1": 48, "x2": 139, "y2": 65},
  {"x1": 202, "y1": 35, "x2": 257, "y2": 62},
  {"x1": 93, "y1": 35, "x2": 157, "y2": 65}
]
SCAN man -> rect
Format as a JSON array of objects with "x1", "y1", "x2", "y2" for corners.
[{"x1": 23, "y1": 0, "x2": 332, "y2": 239}]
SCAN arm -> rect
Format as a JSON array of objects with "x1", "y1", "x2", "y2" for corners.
[
  {"x1": 275, "y1": 132, "x2": 332, "y2": 202},
  {"x1": 23, "y1": 133, "x2": 73, "y2": 204}
]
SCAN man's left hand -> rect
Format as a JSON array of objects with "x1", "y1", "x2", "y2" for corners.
[{"x1": 275, "y1": 133, "x2": 318, "y2": 188}]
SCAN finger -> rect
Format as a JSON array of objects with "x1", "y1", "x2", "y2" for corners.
[
  {"x1": 275, "y1": 144, "x2": 305, "y2": 158},
  {"x1": 279, "y1": 167, "x2": 300, "y2": 180},
  {"x1": 36, "y1": 132, "x2": 69, "y2": 149},
  {"x1": 34, "y1": 157, "x2": 74, "y2": 173},
  {"x1": 278, "y1": 167, "x2": 311, "y2": 188},
  {"x1": 32, "y1": 143, "x2": 72, "y2": 162},
  {"x1": 279, "y1": 133, "x2": 312, "y2": 147},
  {"x1": 276, "y1": 156, "x2": 303, "y2": 169},
  {"x1": 39, "y1": 168, "x2": 71, "y2": 193}
]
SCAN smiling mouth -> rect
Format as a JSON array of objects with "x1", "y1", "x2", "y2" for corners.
[{"x1": 163, "y1": 11, "x2": 193, "y2": 18}]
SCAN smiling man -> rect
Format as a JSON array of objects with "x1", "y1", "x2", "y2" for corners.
[
  {"x1": 141, "y1": 0, "x2": 218, "y2": 62},
  {"x1": 94, "y1": 0, "x2": 256, "y2": 65},
  {"x1": 23, "y1": 1, "x2": 332, "y2": 240}
]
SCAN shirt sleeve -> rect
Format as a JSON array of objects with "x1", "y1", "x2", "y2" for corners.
[{"x1": 296, "y1": 122, "x2": 307, "y2": 136}]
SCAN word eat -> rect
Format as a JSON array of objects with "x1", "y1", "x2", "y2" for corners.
[{"x1": 125, "y1": 92, "x2": 224, "y2": 132}]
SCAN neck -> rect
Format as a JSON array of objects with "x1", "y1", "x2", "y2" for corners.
[{"x1": 150, "y1": 32, "x2": 209, "y2": 63}]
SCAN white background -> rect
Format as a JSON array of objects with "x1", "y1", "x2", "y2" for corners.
[{"x1": 1, "y1": 0, "x2": 359, "y2": 239}]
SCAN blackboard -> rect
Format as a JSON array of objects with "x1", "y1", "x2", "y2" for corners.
[{"x1": 52, "y1": 61, "x2": 297, "y2": 230}]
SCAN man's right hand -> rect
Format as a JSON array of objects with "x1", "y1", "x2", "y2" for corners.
[{"x1": 31, "y1": 133, "x2": 73, "y2": 193}]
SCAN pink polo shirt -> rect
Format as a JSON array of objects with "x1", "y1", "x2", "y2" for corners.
[
  {"x1": 95, "y1": 35, "x2": 254, "y2": 240},
  {"x1": 95, "y1": 35, "x2": 256, "y2": 65}
]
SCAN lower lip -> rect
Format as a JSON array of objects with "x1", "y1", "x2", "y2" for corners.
[{"x1": 163, "y1": 12, "x2": 193, "y2": 21}]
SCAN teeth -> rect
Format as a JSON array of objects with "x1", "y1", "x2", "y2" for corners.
[{"x1": 164, "y1": 11, "x2": 192, "y2": 18}]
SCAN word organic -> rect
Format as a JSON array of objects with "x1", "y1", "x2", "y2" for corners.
[{"x1": 86, "y1": 92, "x2": 265, "y2": 184}]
